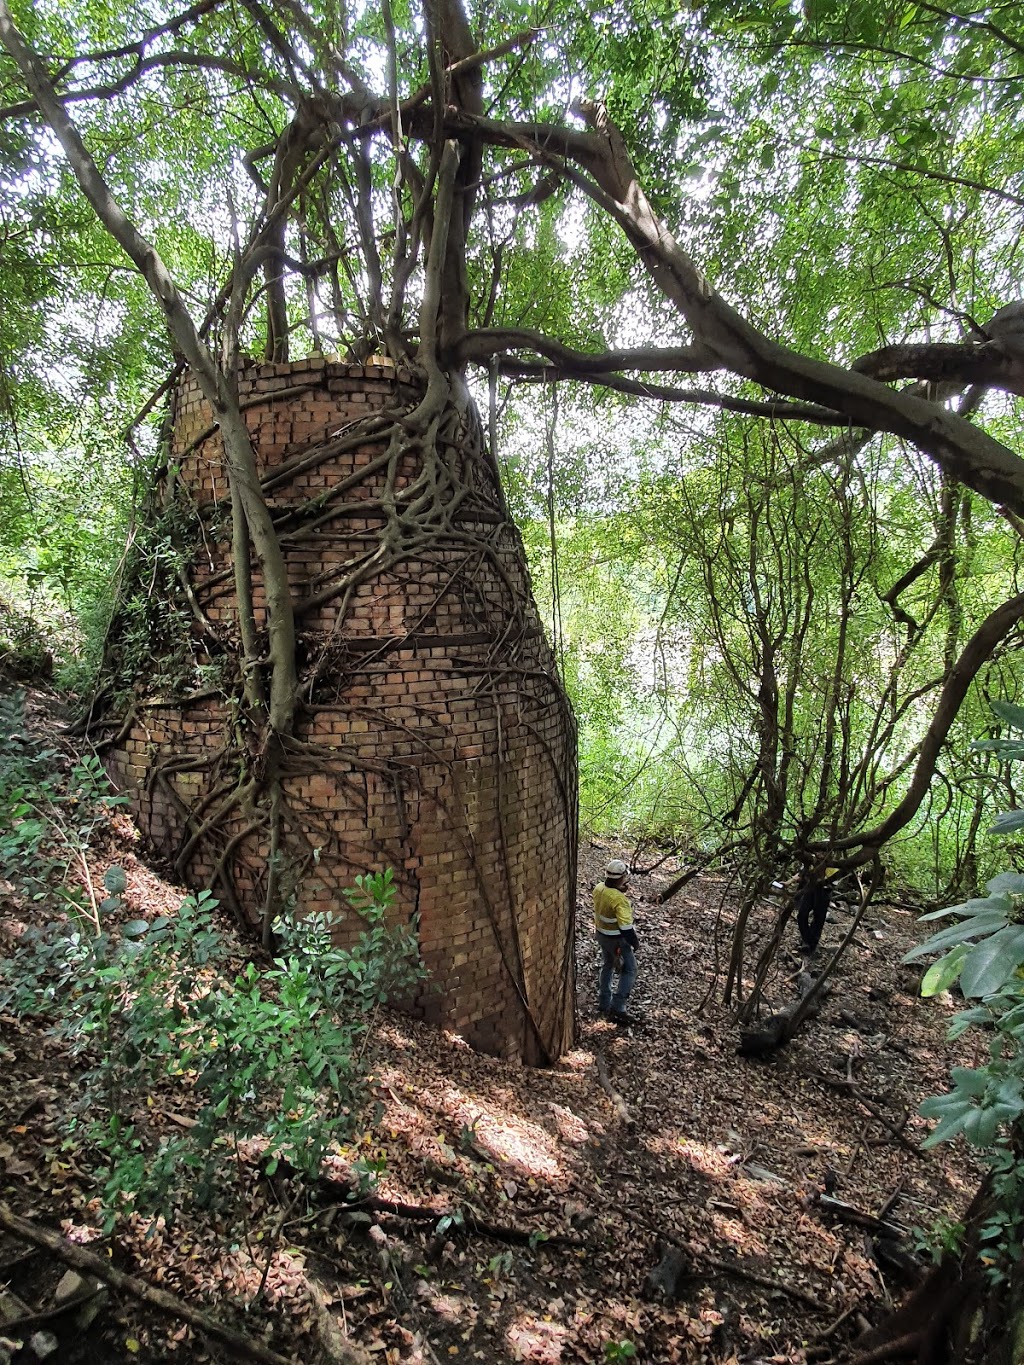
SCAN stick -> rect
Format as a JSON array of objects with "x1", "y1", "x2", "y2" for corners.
[
  {"x1": 0, "y1": 1204, "x2": 292, "y2": 1365},
  {"x1": 702, "y1": 1254, "x2": 824, "y2": 1310},
  {"x1": 816, "y1": 1194, "x2": 909, "y2": 1240},
  {"x1": 595, "y1": 1051, "x2": 633, "y2": 1126},
  {"x1": 812, "y1": 1073, "x2": 922, "y2": 1156},
  {"x1": 810, "y1": 1300, "x2": 862, "y2": 1342},
  {"x1": 843, "y1": 1329, "x2": 922, "y2": 1365},
  {"x1": 342, "y1": 1193, "x2": 581, "y2": 1248},
  {"x1": 876, "y1": 1179, "x2": 905, "y2": 1224}
]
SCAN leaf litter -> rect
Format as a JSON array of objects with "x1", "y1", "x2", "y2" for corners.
[{"x1": 0, "y1": 696, "x2": 983, "y2": 1364}]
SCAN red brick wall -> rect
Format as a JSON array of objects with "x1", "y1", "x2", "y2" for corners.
[{"x1": 107, "y1": 358, "x2": 577, "y2": 1064}]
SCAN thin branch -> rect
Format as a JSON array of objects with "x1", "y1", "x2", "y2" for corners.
[
  {"x1": 800, "y1": 143, "x2": 1024, "y2": 210},
  {"x1": 497, "y1": 359, "x2": 849, "y2": 424}
]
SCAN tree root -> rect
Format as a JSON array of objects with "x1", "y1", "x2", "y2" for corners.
[
  {"x1": 595, "y1": 1050, "x2": 633, "y2": 1126},
  {"x1": 844, "y1": 1330, "x2": 923, "y2": 1364}
]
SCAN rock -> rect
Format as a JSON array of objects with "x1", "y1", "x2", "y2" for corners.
[
  {"x1": 0, "y1": 1289, "x2": 31, "y2": 1325},
  {"x1": 29, "y1": 1331, "x2": 59, "y2": 1360},
  {"x1": 54, "y1": 1271, "x2": 87, "y2": 1304},
  {"x1": 739, "y1": 1162, "x2": 789, "y2": 1186},
  {"x1": 644, "y1": 1246, "x2": 689, "y2": 1303}
]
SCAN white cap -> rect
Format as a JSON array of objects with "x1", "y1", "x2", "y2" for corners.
[{"x1": 605, "y1": 859, "x2": 628, "y2": 878}]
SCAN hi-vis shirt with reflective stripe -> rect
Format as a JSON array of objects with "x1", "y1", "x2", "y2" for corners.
[{"x1": 593, "y1": 883, "x2": 633, "y2": 936}]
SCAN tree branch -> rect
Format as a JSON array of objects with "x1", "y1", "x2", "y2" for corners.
[
  {"x1": 853, "y1": 340, "x2": 1024, "y2": 396},
  {"x1": 458, "y1": 328, "x2": 715, "y2": 373},
  {"x1": 0, "y1": 1203, "x2": 292, "y2": 1365},
  {"x1": 496, "y1": 360, "x2": 848, "y2": 424},
  {"x1": 814, "y1": 589, "x2": 1024, "y2": 854},
  {"x1": 0, "y1": 2, "x2": 299, "y2": 735}
]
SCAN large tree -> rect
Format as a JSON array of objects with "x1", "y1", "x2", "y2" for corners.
[
  {"x1": 2, "y1": 0, "x2": 1024, "y2": 1347},
  {"x1": 0, "y1": 0, "x2": 1020, "y2": 927}
]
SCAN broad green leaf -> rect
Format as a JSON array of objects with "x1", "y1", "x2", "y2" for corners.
[
  {"x1": 987, "y1": 873, "x2": 1024, "y2": 896},
  {"x1": 960, "y1": 926, "x2": 1024, "y2": 998},
  {"x1": 902, "y1": 911, "x2": 1010, "y2": 962},
  {"x1": 948, "y1": 1067, "x2": 989, "y2": 1098},
  {"x1": 920, "y1": 945, "x2": 968, "y2": 997},
  {"x1": 103, "y1": 866, "x2": 128, "y2": 894},
  {"x1": 961, "y1": 1106, "x2": 1001, "y2": 1148},
  {"x1": 991, "y1": 701, "x2": 1024, "y2": 732},
  {"x1": 989, "y1": 810, "x2": 1024, "y2": 835},
  {"x1": 920, "y1": 1106, "x2": 972, "y2": 1148},
  {"x1": 920, "y1": 896, "x2": 1013, "y2": 922}
]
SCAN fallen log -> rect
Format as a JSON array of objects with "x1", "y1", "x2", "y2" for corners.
[
  {"x1": 816, "y1": 1194, "x2": 909, "y2": 1241},
  {"x1": 739, "y1": 971, "x2": 831, "y2": 1057},
  {"x1": 596, "y1": 1051, "x2": 633, "y2": 1126},
  {"x1": 0, "y1": 1203, "x2": 292, "y2": 1365}
]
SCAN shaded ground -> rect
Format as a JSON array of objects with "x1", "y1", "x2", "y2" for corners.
[{"x1": 0, "y1": 695, "x2": 980, "y2": 1364}]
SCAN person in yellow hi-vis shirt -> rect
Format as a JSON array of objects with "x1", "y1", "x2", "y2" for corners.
[{"x1": 593, "y1": 858, "x2": 641, "y2": 1025}]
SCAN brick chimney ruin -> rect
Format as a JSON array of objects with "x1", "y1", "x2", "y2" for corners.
[{"x1": 104, "y1": 357, "x2": 577, "y2": 1065}]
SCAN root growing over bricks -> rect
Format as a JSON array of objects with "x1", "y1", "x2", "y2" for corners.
[{"x1": 90, "y1": 359, "x2": 578, "y2": 1064}]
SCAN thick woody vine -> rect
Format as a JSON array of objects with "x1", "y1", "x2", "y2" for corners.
[{"x1": 3, "y1": 0, "x2": 1024, "y2": 1053}]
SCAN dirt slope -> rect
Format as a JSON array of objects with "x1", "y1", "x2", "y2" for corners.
[{"x1": 0, "y1": 695, "x2": 980, "y2": 1364}]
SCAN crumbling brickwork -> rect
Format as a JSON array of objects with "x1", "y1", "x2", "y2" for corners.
[{"x1": 106, "y1": 357, "x2": 577, "y2": 1064}]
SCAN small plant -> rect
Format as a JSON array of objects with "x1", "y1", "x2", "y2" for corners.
[
  {"x1": 487, "y1": 1249, "x2": 514, "y2": 1279},
  {"x1": 913, "y1": 1215, "x2": 967, "y2": 1263},
  {"x1": 0, "y1": 699, "x2": 428, "y2": 1272},
  {"x1": 909, "y1": 699, "x2": 1024, "y2": 1282},
  {"x1": 603, "y1": 1341, "x2": 637, "y2": 1361},
  {"x1": 0, "y1": 697, "x2": 128, "y2": 933},
  {"x1": 3, "y1": 860, "x2": 427, "y2": 1229}
]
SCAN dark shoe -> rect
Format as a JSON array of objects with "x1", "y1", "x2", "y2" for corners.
[{"x1": 609, "y1": 1009, "x2": 641, "y2": 1026}]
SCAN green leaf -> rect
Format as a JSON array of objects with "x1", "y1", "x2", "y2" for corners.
[
  {"x1": 960, "y1": 926, "x2": 1024, "y2": 998},
  {"x1": 122, "y1": 920, "x2": 150, "y2": 938},
  {"x1": 990, "y1": 810, "x2": 1024, "y2": 835},
  {"x1": 921, "y1": 945, "x2": 968, "y2": 997},
  {"x1": 991, "y1": 701, "x2": 1024, "y2": 732},
  {"x1": 920, "y1": 895, "x2": 1012, "y2": 922},
  {"x1": 961, "y1": 1106, "x2": 1002, "y2": 1148},
  {"x1": 902, "y1": 910, "x2": 1010, "y2": 962},
  {"x1": 103, "y1": 866, "x2": 128, "y2": 894},
  {"x1": 949, "y1": 1067, "x2": 989, "y2": 1098},
  {"x1": 920, "y1": 1106, "x2": 972, "y2": 1148},
  {"x1": 987, "y1": 873, "x2": 1024, "y2": 896}
]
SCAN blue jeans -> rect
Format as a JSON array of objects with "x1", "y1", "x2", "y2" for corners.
[{"x1": 598, "y1": 935, "x2": 636, "y2": 1013}]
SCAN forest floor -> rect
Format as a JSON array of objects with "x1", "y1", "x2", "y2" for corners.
[{"x1": 0, "y1": 690, "x2": 982, "y2": 1365}]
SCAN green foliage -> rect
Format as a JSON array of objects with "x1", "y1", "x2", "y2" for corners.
[
  {"x1": 913, "y1": 1215, "x2": 967, "y2": 1264},
  {"x1": 0, "y1": 690, "x2": 128, "y2": 930},
  {"x1": 910, "y1": 705, "x2": 1024, "y2": 1279},
  {"x1": 0, "y1": 703, "x2": 426, "y2": 1227},
  {"x1": 2, "y1": 873, "x2": 426, "y2": 1228},
  {"x1": 602, "y1": 1342, "x2": 637, "y2": 1362}
]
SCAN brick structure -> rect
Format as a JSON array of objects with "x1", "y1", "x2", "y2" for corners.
[{"x1": 106, "y1": 356, "x2": 577, "y2": 1064}]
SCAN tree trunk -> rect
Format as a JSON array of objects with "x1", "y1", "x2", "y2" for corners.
[{"x1": 852, "y1": 1174, "x2": 1024, "y2": 1365}]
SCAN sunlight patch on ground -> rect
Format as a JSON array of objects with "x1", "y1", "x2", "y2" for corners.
[
  {"x1": 438, "y1": 1086, "x2": 564, "y2": 1179},
  {"x1": 374, "y1": 1067, "x2": 568, "y2": 1182},
  {"x1": 668, "y1": 1136, "x2": 736, "y2": 1180},
  {"x1": 545, "y1": 1101, "x2": 590, "y2": 1144},
  {"x1": 708, "y1": 1210, "x2": 769, "y2": 1257},
  {"x1": 413, "y1": 1277, "x2": 478, "y2": 1327}
]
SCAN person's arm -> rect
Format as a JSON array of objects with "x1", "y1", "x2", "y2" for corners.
[{"x1": 616, "y1": 892, "x2": 639, "y2": 949}]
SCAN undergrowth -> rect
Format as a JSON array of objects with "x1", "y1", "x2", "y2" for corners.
[{"x1": 0, "y1": 687, "x2": 427, "y2": 1252}]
